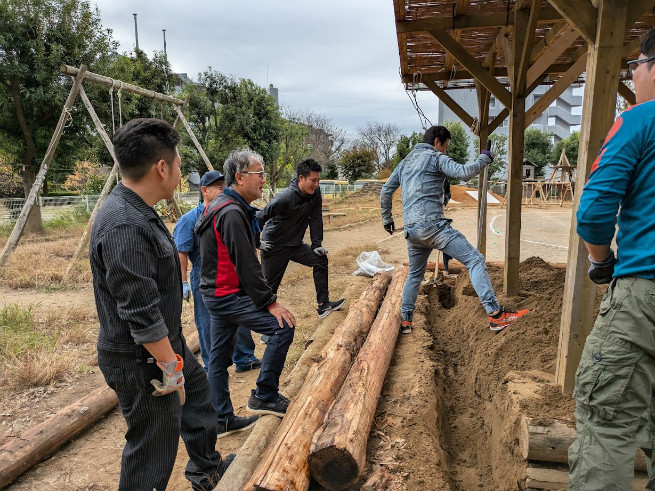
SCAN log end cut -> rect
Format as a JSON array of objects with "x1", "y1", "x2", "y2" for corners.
[{"x1": 308, "y1": 445, "x2": 360, "y2": 490}]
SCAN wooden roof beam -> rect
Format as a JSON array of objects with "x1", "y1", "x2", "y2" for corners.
[
  {"x1": 425, "y1": 81, "x2": 475, "y2": 128},
  {"x1": 442, "y1": 0, "x2": 471, "y2": 88},
  {"x1": 396, "y1": 6, "x2": 563, "y2": 33},
  {"x1": 528, "y1": 25, "x2": 580, "y2": 82},
  {"x1": 525, "y1": 53, "x2": 587, "y2": 126},
  {"x1": 429, "y1": 29, "x2": 512, "y2": 108},
  {"x1": 617, "y1": 81, "x2": 636, "y2": 106},
  {"x1": 516, "y1": 1, "x2": 542, "y2": 91},
  {"x1": 546, "y1": 0, "x2": 597, "y2": 44}
]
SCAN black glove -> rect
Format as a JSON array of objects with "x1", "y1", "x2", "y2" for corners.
[
  {"x1": 588, "y1": 249, "x2": 616, "y2": 284},
  {"x1": 258, "y1": 240, "x2": 273, "y2": 253},
  {"x1": 481, "y1": 149, "x2": 494, "y2": 162},
  {"x1": 444, "y1": 194, "x2": 451, "y2": 207},
  {"x1": 383, "y1": 221, "x2": 395, "y2": 235}
]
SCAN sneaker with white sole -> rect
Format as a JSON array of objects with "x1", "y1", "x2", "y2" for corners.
[
  {"x1": 217, "y1": 414, "x2": 259, "y2": 438},
  {"x1": 317, "y1": 298, "x2": 346, "y2": 319},
  {"x1": 488, "y1": 307, "x2": 529, "y2": 332},
  {"x1": 247, "y1": 389, "x2": 290, "y2": 417},
  {"x1": 400, "y1": 320, "x2": 413, "y2": 334}
]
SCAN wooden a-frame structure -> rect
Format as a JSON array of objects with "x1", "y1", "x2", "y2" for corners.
[
  {"x1": 0, "y1": 64, "x2": 217, "y2": 278},
  {"x1": 393, "y1": 0, "x2": 655, "y2": 392}
]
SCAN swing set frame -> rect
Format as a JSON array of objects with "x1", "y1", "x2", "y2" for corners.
[{"x1": 0, "y1": 64, "x2": 216, "y2": 278}]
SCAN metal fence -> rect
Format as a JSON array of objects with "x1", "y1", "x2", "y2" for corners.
[{"x1": 0, "y1": 195, "x2": 102, "y2": 223}]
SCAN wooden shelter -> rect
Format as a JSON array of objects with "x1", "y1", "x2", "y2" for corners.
[{"x1": 392, "y1": 0, "x2": 655, "y2": 392}]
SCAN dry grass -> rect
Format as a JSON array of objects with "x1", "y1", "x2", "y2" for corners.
[{"x1": 0, "y1": 303, "x2": 98, "y2": 394}]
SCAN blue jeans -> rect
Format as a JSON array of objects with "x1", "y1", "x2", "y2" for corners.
[
  {"x1": 191, "y1": 274, "x2": 258, "y2": 371},
  {"x1": 202, "y1": 293, "x2": 294, "y2": 421},
  {"x1": 402, "y1": 220, "x2": 500, "y2": 321}
]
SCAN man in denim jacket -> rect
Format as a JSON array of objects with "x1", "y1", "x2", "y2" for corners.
[{"x1": 380, "y1": 125, "x2": 528, "y2": 333}]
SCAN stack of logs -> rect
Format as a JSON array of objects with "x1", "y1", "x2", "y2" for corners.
[
  {"x1": 521, "y1": 416, "x2": 649, "y2": 489},
  {"x1": 241, "y1": 267, "x2": 407, "y2": 491}
]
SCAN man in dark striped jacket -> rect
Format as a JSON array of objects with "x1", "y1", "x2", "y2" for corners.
[{"x1": 89, "y1": 118, "x2": 230, "y2": 491}]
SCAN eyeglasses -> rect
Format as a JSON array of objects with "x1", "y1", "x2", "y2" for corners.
[
  {"x1": 627, "y1": 56, "x2": 655, "y2": 77},
  {"x1": 242, "y1": 171, "x2": 266, "y2": 179}
]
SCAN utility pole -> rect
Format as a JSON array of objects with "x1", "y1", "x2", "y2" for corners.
[
  {"x1": 162, "y1": 29, "x2": 167, "y2": 56},
  {"x1": 133, "y1": 13, "x2": 139, "y2": 51}
]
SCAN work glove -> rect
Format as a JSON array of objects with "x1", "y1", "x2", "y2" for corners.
[
  {"x1": 258, "y1": 240, "x2": 274, "y2": 253},
  {"x1": 588, "y1": 249, "x2": 616, "y2": 284},
  {"x1": 313, "y1": 246, "x2": 328, "y2": 256},
  {"x1": 383, "y1": 221, "x2": 395, "y2": 235},
  {"x1": 150, "y1": 354, "x2": 185, "y2": 405},
  {"x1": 481, "y1": 149, "x2": 494, "y2": 162},
  {"x1": 182, "y1": 281, "x2": 192, "y2": 302},
  {"x1": 444, "y1": 194, "x2": 451, "y2": 207}
]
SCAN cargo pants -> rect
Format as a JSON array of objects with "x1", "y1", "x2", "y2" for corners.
[{"x1": 568, "y1": 276, "x2": 655, "y2": 490}]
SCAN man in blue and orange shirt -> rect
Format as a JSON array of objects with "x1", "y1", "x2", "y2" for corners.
[{"x1": 568, "y1": 28, "x2": 655, "y2": 490}]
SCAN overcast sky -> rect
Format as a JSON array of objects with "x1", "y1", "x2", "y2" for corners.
[{"x1": 91, "y1": 0, "x2": 442, "y2": 138}]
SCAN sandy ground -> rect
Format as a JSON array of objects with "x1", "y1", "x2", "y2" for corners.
[{"x1": 1, "y1": 203, "x2": 575, "y2": 490}]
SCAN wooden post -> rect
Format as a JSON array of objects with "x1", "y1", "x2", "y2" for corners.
[
  {"x1": 173, "y1": 105, "x2": 214, "y2": 172},
  {"x1": 245, "y1": 272, "x2": 392, "y2": 491},
  {"x1": 0, "y1": 65, "x2": 88, "y2": 268},
  {"x1": 64, "y1": 85, "x2": 120, "y2": 280},
  {"x1": 476, "y1": 82, "x2": 491, "y2": 256},
  {"x1": 556, "y1": 0, "x2": 628, "y2": 393},
  {"x1": 308, "y1": 267, "x2": 407, "y2": 489}
]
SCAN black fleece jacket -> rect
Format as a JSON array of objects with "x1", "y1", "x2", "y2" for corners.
[
  {"x1": 195, "y1": 193, "x2": 276, "y2": 310},
  {"x1": 256, "y1": 178, "x2": 323, "y2": 248}
]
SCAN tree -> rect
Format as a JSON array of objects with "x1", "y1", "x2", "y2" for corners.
[
  {"x1": 552, "y1": 131, "x2": 580, "y2": 167},
  {"x1": 292, "y1": 110, "x2": 346, "y2": 169},
  {"x1": 271, "y1": 113, "x2": 311, "y2": 191},
  {"x1": 443, "y1": 121, "x2": 469, "y2": 165},
  {"x1": 524, "y1": 128, "x2": 553, "y2": 176},
  {"x1": 339, "y1": 146, "x2": 376, "y2": 184},
  {"x1": 392, "y1": 131, "x2": 422, "y2": 168},
  {"x1": 356, "y1": 122, "x2": 401, "y2": 171},
  {"x1": 0, "y1": 0, "x2": 116, "y2": 233}
]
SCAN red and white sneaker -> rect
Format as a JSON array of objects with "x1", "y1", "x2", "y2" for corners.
[
  {"x1": 488, "y1": 307, "x2": 529, "y2": 332},
  {"x1": 400, "y1": 320, "x2": 413, "y2": 334}
]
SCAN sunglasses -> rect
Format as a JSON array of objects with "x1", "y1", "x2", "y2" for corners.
[{"x1": 627, "y1": 55, "x2": 655, "y2": 77}]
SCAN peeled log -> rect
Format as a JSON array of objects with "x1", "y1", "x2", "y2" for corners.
[
  {"x1": 245, "y1": 271, "x2": 393, "y2": 491},
  {"x1": 308, "y1": 267, "x2": 407, "y2": 489},
  {"x1": 214, "y1": 277, "x2": 372, "y2": 491},
  {"x1": 520, "y1": 416, "x2": 647, "y2": 471},
  {"x1": 0, "y1": 331, "x2": 199, "y2": 488}
]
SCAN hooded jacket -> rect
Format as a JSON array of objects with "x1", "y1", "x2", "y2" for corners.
[
  {"x1": 256, "y1": 178, "x2": 323, "y2": 248},
  {"x1": 195, "y1": 192, "x2": 276, "y2": 310}
]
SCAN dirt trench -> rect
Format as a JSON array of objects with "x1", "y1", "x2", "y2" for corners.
[{"x1": 369, "y1": 257, "x2": 602, "y2": 490}]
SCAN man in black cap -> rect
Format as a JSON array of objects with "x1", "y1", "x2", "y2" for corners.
[{"x1": 174, "y1": 170, "x2": 261, "y2": 391}]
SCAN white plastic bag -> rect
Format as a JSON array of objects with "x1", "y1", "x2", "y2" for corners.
[{"x1": 353, "y1": 251, "x2": 395, "y2": 277}]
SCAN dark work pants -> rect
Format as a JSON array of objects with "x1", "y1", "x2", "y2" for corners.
[
  {"x1": 202, "y1": 293, "x2": 295, "y2": 420},
  {"x1": 261, "y1": 243, "x2": 329, "y2": 305},
  {"x1": 98, "y1": 337, "x2": 224, "y2": 491}
]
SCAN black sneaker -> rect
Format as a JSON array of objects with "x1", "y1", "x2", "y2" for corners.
[
  {"x1": 221, "y1": 453, "x2": 236, "y2": 472},
  {"x1": 247, "y1": 389, "x2": 290, "y2": 417},
  {"x1": 217, "y1": 414, "x2": 259, "y2": 439},
  {"x1": 317, "y1": 298, "x2": 346, "y2": 319},
  {"x1": 235, "y1": 358, "x2": 262, "y2": 373}
]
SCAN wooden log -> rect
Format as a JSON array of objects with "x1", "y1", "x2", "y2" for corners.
[
  {"x1": 525, "y1": 464, "x2": 648, "y2": 490},
  {"x1": 520, "y1": 415, "x2": 647, "y2": 471},
  {"x1": 0, "y1": 330, "x2": 199, "y2": 487},
  {"x1": 308, "y1": 267, "x2": 407, "y2": 489},
  {"x1": 214, "y1": 277, "x2": 372, "y2": 491},
  {"x1": 244, "y1": 272, "x2": 393, "y2": 491},
  {"x1": 0, "y1": 385, "x2": 118, "y2": 488}
]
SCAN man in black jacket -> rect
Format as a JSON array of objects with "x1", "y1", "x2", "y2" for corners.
[
  {"x1": 257, "y1": 158, "x2": 345, "y2": 319},
  {"x1": 196, "y1": 149, "x2": 296, "y2": 431}
]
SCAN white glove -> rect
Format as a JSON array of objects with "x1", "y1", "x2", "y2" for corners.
[{"x1": 313, "y1": 247, "x2": 328, "y2": 256}]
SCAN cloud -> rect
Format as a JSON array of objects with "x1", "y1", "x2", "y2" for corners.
[{"x1": 93, "y1": 0, "x2": 440, "y2": 136}]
